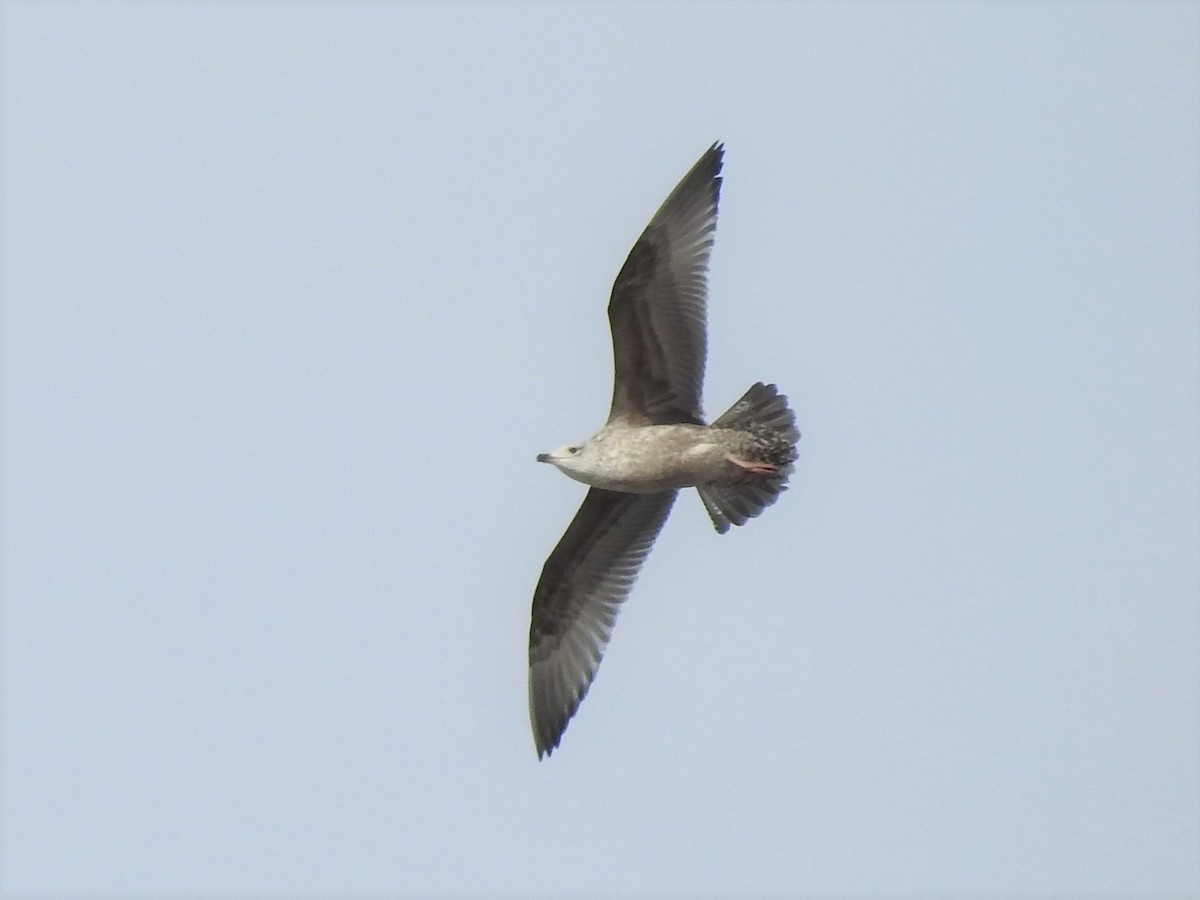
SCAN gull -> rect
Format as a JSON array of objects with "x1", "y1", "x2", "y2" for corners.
[{"x1": 529, "y1": 143, "x2": 800, "y2": 758}]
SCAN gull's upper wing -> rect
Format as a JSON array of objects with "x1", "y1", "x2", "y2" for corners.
[
  {"x1": 528, "y1": 488, "x2": 676, "y2": 758},
  {"x1": 607, "y1": 143, "x2": 723, "y2": 426}
]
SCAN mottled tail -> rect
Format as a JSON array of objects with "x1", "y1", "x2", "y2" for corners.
[{"x1": 698, "y1": 382, "x2": 800, "y2": 534}]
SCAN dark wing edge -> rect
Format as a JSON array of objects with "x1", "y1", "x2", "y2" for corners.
[
  {"x1": 528, "y1": 488, "x2": 677, "y2": 758},
  {"x1": 607, "y1": 142, "x2": 724, "y2": 426}
]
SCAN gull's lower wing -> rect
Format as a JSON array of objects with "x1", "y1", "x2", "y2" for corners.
[
  {"x1": 529, "y1": 488, "x2": 676, "y2": 758},
  {"x1": 607, "y1": 143, "x2": 723, "y2": 426}
]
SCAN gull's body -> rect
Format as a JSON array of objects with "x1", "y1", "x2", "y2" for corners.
[
  {"x1": 529, "y1": 143, "x2": 799, "y2": 758},
  {"x1": 538, "y1": 422, "x2": 793, "y2": 494}
]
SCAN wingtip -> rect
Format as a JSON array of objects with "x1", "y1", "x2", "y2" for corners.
[
  {"x1": 707, "y1": 141, "x2": 725, "y2": 176},
  {"x1": 534, "y1": 724, "x2": 563, "y2": 760}
]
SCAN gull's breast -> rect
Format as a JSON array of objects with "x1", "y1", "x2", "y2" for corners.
[{"x1": 581, "y1": 424, "x2": 726, "y2": 493}]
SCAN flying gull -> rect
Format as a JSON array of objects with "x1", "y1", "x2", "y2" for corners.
[{"x1": 529, "y1": 143, "x2": 800, "y2": 758}]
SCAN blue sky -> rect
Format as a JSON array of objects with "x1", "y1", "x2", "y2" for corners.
[{"x1": 3, "y1": 2, "x2": 1198, "y2": 896}]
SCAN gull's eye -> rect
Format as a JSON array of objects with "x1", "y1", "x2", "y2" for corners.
[{"x1": 567, "y1": 446, "x2": 581, "y2": 455}]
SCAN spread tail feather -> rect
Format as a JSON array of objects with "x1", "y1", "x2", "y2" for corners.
[{"x1": 698, "y1": 382, "x2": 799, "y2": 534}]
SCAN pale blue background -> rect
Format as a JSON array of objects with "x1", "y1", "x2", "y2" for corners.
[{"x1": 3, "y1": 2, "x2": 1198, "y2": 897}]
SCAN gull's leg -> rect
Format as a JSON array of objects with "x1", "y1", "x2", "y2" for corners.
[{"x1": 725, "y1": 455, "x2": 780, "y2": 478}]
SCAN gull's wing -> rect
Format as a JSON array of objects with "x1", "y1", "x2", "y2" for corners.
[
  {"x1": 529, "y1": 488, "x2": 676, "y2": 758},
  {"x1": 607, "y1": 143, "x2": 723, "y2": 426}
]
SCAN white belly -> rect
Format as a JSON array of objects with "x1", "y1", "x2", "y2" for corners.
[{"x1": 566, "y1": 424, "x2": 729, "y2": 493}]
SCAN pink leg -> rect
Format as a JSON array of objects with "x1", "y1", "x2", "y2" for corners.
[{"x1": 726, "y1": 455, "x2": 779, "y2": 478}]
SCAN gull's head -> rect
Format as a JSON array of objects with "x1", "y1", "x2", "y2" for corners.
[
  {"x1": 536, "y1": 443, "x2": 584, "y2": 468},
  {"x1": 536, "y1": 441, "x2": 598, "y2": 485}
]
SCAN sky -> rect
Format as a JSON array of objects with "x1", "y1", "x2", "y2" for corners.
[{"x1": 2, "y1": 2, "x2": 1198, "y2": 897}]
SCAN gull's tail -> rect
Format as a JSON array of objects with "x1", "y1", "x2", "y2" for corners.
[{"x1": 698, "y1": 382, "x2": 800, "y2": 534}]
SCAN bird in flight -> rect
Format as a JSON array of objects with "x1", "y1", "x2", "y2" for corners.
[{"x1": 529, "y1": 143, "x2": 799, "y2": 758}]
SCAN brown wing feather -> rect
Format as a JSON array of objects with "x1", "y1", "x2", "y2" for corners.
[
  {"x1": 607, "y1": 143, "x2": 723, "y2": 426},
  {"x1": 528, "y1": 488, "x2": 676, "y2": 757}
]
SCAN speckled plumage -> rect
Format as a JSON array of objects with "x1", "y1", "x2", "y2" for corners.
[
  {"x1": 554, "y1": 417, "x2": 798, "y2": 494},
  {"x1": 528, "y1": 144, "x2": 800, "y2": 758}
]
